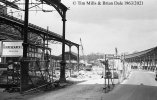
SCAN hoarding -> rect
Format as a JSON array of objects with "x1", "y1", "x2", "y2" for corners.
[{"x1": 2, "y1": 41, "x2": 23, "y2": 57}]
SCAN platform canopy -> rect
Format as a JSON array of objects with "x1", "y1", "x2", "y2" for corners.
[{"x1": 125, "y1": 46, "x2": 157, "y2": 62}]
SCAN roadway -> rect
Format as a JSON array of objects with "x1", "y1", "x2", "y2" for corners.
[
  {"x1": 1, "y1": 70, "x2": 157, "y2": 100},
  {"x1": 103, "y1": 70, "x2": 157, "y2": 100},
  {"x1": 24, "y1": 70, "x2": 157, "y2": 100}
]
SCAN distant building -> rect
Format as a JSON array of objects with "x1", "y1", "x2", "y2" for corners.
[
  {"x1": 59, "y1": 51, "x2": 78, "y2": 61},
  {"x1": 0, "y1": 4, "x2": 7, "y2": 14}
]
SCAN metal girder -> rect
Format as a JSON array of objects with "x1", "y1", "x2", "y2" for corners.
[
  {"x1": 0, "y1": 13, "x2": 79, "y2": 47},
  {"x1": 41, "y1": 0, "x2": 68, "y2": 18},
  {"x1": 0, "y1": 0, "x2": 19, "y2": 10},
  {"x1": 0, "y1": 22, "x2": 44, "y2": 46},
  {"x1": 0, "y1": 31, "x2": 20, "y2": 40},
  {"x1": 0, "y1": 23, "x2": 21, "y2": 34},
  {"x1": 0, "y1": 23, "x2": 22, "y2": 39},
  {"x1": 49, "y1": 40, "x2": 60, "y2": 44}
]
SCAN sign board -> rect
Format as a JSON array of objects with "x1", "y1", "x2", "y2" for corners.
[
  {"x1": 105, "y1": 54, "x2": 120, "y2": 59},
  {"x1": 105, "y1": 54, "x2": 115, "y2": 59},
  {"x1": 2, "y1": 41, "x2": 23, "y2": 57}
]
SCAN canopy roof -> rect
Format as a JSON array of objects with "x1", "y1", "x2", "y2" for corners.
[
  {"x1": 125, "y1": 46, "x2": 157, "y2": 62},
  {"x1": 0, "y1": 13, "x2": 79, "y2": 47}
]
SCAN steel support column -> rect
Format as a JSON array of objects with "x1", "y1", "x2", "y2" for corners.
[
  {"x1": 77, "y1": 46, "x2": 80, "y2": 72},
  {"x1": 143, "y1": 57, "x2": 146, "y2": 70},
  {"x1": 147, "y1": 57, "x2": 149, "y2": 70},
  {"x1": 20, "y1": 0, "x2": 29, "y2": 93},
  {"x1": 155, "y1": 53, "x2": 157, "y2": 71},
  {"x1": 69, "y1": 45, "x2": 72, "y2": 77},
  {"x1": 59, "y1": 10, "x2": 67, "y2": 82}
]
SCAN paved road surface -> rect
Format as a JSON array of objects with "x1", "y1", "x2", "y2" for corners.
[
  {"x1": 26, "y1": 78, "x2": 106, "y2": 100},
  {"x1": 26, "y1": 70, "x2": 157, "y2": 100},
  {"x1": 1, "y1": 70, "x2": 157, "y2": 100},
  {"x1": 103, "y1": 70, "x2": 157, "y2": 100}
]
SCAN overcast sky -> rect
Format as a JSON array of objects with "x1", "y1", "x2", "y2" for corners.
[{"x1": 27, "y1": 0, "x2": 157, "y2": 55}]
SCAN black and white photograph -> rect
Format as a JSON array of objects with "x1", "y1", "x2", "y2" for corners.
[{"x1": 0, "y1": 0, "x2": 157, "y2": 100}]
